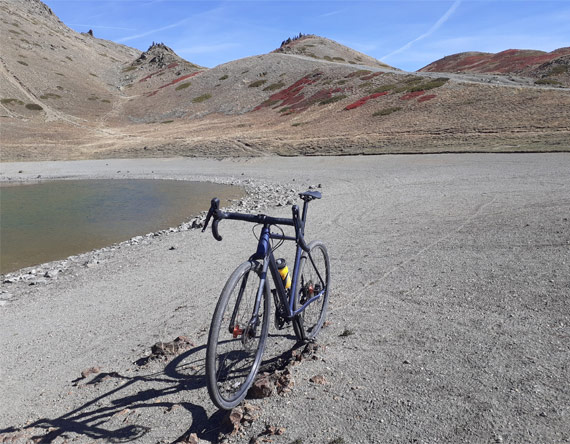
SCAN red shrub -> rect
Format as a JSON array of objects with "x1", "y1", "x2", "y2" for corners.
[
  {"x1": 158, "y1": 72, "x2": 202, "y2": 90},
  {"x1": 400, "y1": 90, "x2": 425, "y2": 100},
  {"x1": 344, "y1": 92, "x2": 388, "y2": 110},
  {"x1": 417, "y1": 94, "x2": 436, "y2": 103},
  {"x1": 253, "y1": 74, "x2": 323, "y2": 111}
]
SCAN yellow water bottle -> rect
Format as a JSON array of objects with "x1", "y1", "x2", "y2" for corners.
[{"x1": 276, "y1": 258, "x2": 291, "y2": 289}]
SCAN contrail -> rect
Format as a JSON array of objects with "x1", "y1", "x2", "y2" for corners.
[
  {"x1": 382, "y1": 0, "x2": 462, "y2": 60},
  {"x1": 117, "y1": 17, "x2": 190, "y2": 43}
]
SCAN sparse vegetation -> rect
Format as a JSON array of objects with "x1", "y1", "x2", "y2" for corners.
[
  {"x1": 87, "y1": 96, "x2": 99, "y2": 101},
  {"x1": 25, "y1": 103, "x2": 43, "y2": 110},
  {"x1": 101, "y1": 99, "x2": 111, "y2": 103},
  {"x1": 65, "y1": 56, "x2": 72, "y2": 61},
  {"x1": 89, "y1": 73, "x2": 98, "y2": 77},
  {"x1": 122, "y1": 66, "x2": 136, "y2": 72},
  {"x1": 161, "y1": 120, "x2": 174, "y2": 124},
  {"x1": 1, "y1": 98, "x2": 24, "y2": 105},
  {"x1": 175, "y1": 82, "x2": 191, "y2": 91},
  {"x1": 333, "y1": 57, "x2": 345, "y2": 61},
  {"x1": 55, "y1": 72, "x2": 64, "y2": 77},
  {"x1": 249, "y1": 79, "x2": 267, "y2": 88},
  {"x1": 329, "y1": 438, "x2": 345, "y2": 444},
  {"x1": 291, "y1": 122, "x2": 304, "y2": 127},
  {"x1": 280, "y1": 32, "x2": 312, "y2": 47},
  {"x1": 373, "y1": 106, "x2": 401, "y2": 116},
  {"x1": 9, "y1": 29, "x2": 21, "y2": 35},
  {"x1": 263, "y1": 82, "x2": 285, "y2": 91},
  {"x1": 17, "y1": 60, "x2": 28, "y2": 66},
  {"x1": 218, "y1": 74, "x2": 228, "y2": 80},
  {"x1": 339, "y1": 329, "x2": 354, "y2": 337},
  {"x1": 192, "y1": 93, "x2": 211, "y2": 103},
  {"x1": 319, "y1": 94, "x2": 347, "y2": 105}
]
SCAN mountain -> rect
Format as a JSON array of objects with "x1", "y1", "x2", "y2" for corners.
[
  {"x1": 419, "y1": 48, "x2": 570, "y2": 87},
  {"x1": 1, "y1": 0, "x2": 569, "y2": 161}
]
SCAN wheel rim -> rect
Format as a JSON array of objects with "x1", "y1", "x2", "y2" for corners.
[{"x1": 212, "y1": 268, "x2": 266, "y2": 403}]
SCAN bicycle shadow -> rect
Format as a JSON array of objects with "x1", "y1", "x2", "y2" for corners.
[
  {"x1": 0, "y1": 344, "x2": 225, "y2": 443},
  {"x1": 0, "y1": 331, "x2": 303, "y2": 444}
]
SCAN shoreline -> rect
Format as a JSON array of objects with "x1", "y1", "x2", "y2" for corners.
[{"x1": 0, "y1": 163, "x2": 304, "y2": 286}]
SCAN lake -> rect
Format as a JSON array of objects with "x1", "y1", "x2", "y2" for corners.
[{"x1": 0, "y1": 179, "x2": 244, "y2": 274}]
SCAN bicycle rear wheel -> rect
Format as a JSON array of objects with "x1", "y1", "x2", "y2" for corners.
[
  {"x1": 206, "y1": 260, "x2": 270, "y2": 410},
  {"x1": 293, "y1": 241, "x2": 330, "y2": 342}
]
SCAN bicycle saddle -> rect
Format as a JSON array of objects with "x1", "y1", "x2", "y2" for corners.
[{"x1": 299, "y1": 190, "x2": 322, "y2": 201}]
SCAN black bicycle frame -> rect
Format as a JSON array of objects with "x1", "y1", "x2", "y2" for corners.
[{"x1": 250, "y1": 201, "x2": 325, "y2": 320}]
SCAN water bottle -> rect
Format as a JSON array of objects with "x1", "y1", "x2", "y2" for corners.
[{"x1": 276, "y1": 258, "x2": 291, "y2": 289}]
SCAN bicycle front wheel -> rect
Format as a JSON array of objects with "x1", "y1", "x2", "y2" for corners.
[
  {"x1": 293, "y1": 241, "x2": 330, "y2": 342},
  {"x1": 206, "y1": 260, "x2": 270, "y2": 410}
]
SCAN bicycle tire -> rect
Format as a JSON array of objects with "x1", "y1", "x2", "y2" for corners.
[
  {"x1": 206, "y1": 260, "x2": 270, "y2": 410},
  {"x1": 293, "y1": 241, "x2": 330, "y2": 342}
]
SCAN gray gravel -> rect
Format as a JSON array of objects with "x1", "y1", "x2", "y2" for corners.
[{"x1": 0, "y1": 154, "x2": 569, "y2": 444}]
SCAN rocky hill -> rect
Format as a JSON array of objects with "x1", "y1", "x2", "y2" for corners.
[
  {"x1": 420, "y1": 48, "x2": 570, "y2": 87},
  {"x1": 1, "y1": 0, "x2": 569, "y2": 161}
]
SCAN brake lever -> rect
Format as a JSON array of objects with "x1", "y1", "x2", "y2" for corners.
[{"x1": 202, "y1": 198, "x2": 220, "y2": 233}]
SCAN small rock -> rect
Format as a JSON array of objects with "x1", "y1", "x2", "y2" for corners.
[
  {"x1": 309, "y1": 374, "x2": 327, "y2": 385},
  {"x1": 81, "y1": 367, "x2": 101, "y2": 379},
  {"x1": 263, "y1": 424, "x2": 286, "y2": 436},
  {"x1": 169, "y1": 246, "x2": 176, "y2": 250},
  {"x1": 403, "y1": 360, "x2": 411, "y2": 365},
  {"x1": 248, "y1": 373, "x2": 274, "y2": 399},
  {"x1": 180, "y1": 432, "x2": 200, "y2": 444}
]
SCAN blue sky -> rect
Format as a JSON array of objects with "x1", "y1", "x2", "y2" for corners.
[{"x1": 47, "y1": 1, "x2": 569, "y2": 71}]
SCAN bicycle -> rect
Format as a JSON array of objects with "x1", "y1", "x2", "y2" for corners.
[{"x1": 201, "y1": 190, "x2": 330, "y2": 410}]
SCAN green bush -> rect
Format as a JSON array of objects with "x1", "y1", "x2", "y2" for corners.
[
  {"x1": 319, "y1": 95, "x2": 347, "y2": 105},
  {"x1": 333, "y1": 57, "x2": 345, "y2": 61},
  {"x1": 1, "y1": 98, "x2": 24, "y2": 105},
  {"x1": 548, "y1": 65, "x2": 568, "y2": 75},
  {"x1": 373, "y1": 106, "x2": 402, "y2": 117},
  {"x1": 370, "y1": 84, "x2": 396, "y2": 93},
  {"x1": 122, "y1": 66, "x2": 136, "y2": 72},
  {"x1": 535, "y1": 78, "x2": 562, "y2": 85},
  {"x1": 218, "y1": 74, "x2": 228, "y2": 80},
  {"x1": 263, "y1": 82, "x2": 285, "y2": 91},
  {"x1": 175, "y1": 82, "x2": 191, "y2": 91},
  {"x1": 25, "y1": 103, "x2": 43, "y2": 110},
  {"x1": 248, "y1": 79, "x2": 267, "y2": 88},
  {"x1": 161, "y1": 120, "x2": 174, "y2": 124},
  {"x1": 39, "y1": 93, "x2": 61, "y2": 99},
  {"x1": 101, "y1": 99, "x2": 111, "y2": 103},
  {"x1": 192, "y1": 93, "x2": 211, "y2": 103}
]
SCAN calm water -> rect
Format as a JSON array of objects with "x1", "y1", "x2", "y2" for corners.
[{"x1": 0, "y1": 179, "x2": 244, "y2": 274}]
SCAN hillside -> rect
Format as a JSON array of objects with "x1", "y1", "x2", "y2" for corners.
[
  {"x1": 1, "y1": 0, "x2": 569, "y2": 161},
  {"x1": 420, "y1": 48, "x2": 570, "y2": 87}
]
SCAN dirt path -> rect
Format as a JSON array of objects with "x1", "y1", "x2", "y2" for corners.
[{"x1": 0, "y1": 154, "x2": 569, "y2": 443}]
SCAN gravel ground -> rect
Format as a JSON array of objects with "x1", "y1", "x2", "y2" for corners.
[{"x1": 0, "y1": 154, "x2": 569, "y2": 444}]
